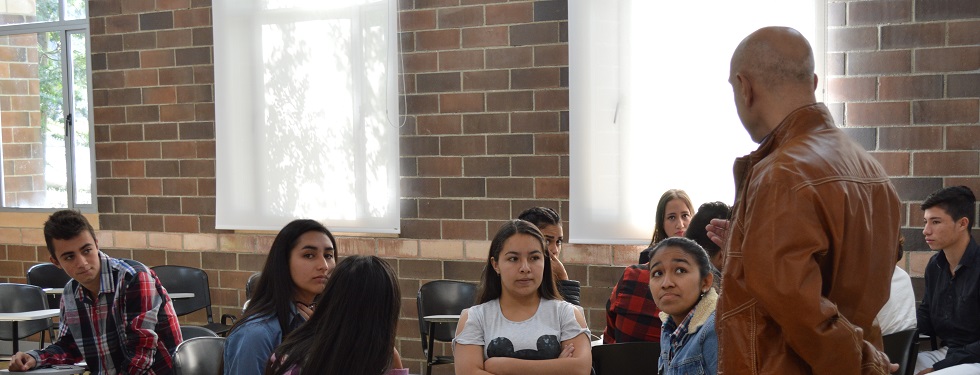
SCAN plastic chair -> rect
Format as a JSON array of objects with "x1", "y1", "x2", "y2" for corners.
[
  {"x1": 151, "y1": 265, "x2": 236, "y2": 336},
  {"x1": 417, "y1": 280, "x2": 477, "y2": 375},
  {"x1": 592, "y1": 341, "x2": 661, "y2": 375},
  {"x1": 245, "y1": 272, "x2": 261, "y2": 301},
  {"x1": 883, "y1": 328, "x2": 917, "y2": 375},
  {"x1": 173, "y1": 336, "x2": 225, "y2": 375},
  {"x1": 180, "y1": 325, "x2": 219, "y2": 340},
  {"x1": 0, "y1": 283, "x2": 51, "y2": 357},
  {"x1": 26, "y1": 263, "x2": 71, "y2": 340}
]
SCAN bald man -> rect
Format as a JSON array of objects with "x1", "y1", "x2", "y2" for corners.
[{"x1": 711, "y1": 27, "x2": 901, "y2": 374}]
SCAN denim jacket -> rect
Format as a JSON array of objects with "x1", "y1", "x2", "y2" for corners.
[
  {"x1": 223, "y1": 304, "x2": 305, "y2": 375},
  {"x1": 658, "y1": 288, "x2": 718, "y2": 375}
]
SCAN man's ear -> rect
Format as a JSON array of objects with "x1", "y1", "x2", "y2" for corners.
[
  {"x1": 737, "y1": 73, "x2": 753, "y2": 107},
  {"x1": 956, "y1": 216, "x2": 970, "y2": 232}
]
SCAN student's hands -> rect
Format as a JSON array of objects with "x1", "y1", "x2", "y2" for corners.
[
  {"x1": 706, "y1": 219, "x2": 730, "y2": 249},
  {"x1": 296, "y1": 302, "x2": 315, "y2": 320},
  {"x1": 7, "y1": 352, "x2": 36, "y2": 372},
  {"x1": 558, "y1": 343, "x2": 575, "y2": 358},
  {"x1": 915, "y1": 369, "x2": 934, "y2": 375}
]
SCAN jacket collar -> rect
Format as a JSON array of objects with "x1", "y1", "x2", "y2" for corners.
[{"x1": 660, "y1": 287, "x2": 718, "y2": 334}]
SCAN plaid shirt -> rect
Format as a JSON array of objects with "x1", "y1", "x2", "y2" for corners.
[
  {"x1": 603, "y1": 264, "x2": 662, "y2": 343},
  {"x1": 664, "y1": 307, "x2": 697, "y2": 365},
  {"x1": 28, "y1": 253, "x2": 183, "y2": 374}
]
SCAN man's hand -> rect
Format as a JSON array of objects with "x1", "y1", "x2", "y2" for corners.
[
  {"x1": 295, "y1": 302, "x2": 314, "y2": 320},
  {"x1": 7, "y1": 352, "x2": 36, "y2": 372},
  {"x1": 551, "y1": 252, "x2": 569, "y2": 281},
  {"x1": 915, "y1": 368, "x2": 934, "y2": 375},
  {"x1": 706, "y1": 219, "x2": 730, "y2": 248}
]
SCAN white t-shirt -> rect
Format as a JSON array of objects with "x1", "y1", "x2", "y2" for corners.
[
  {"x1": 876, "y1": 266, "x2": 917, "y2": 336},
  {"x1": 453, "y1": 298, "x2": 590, "y2": 360}
]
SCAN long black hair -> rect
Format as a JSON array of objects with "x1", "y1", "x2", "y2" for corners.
[
  {"x1": 266, "y1": 256, "x2": 401, "y2": 375},
  {"x1": 228, "y1": 219, "x2": 336, "y2": 337},
  {"x1": 476, "y1": 220, "x2": 560, "y2": 304}
]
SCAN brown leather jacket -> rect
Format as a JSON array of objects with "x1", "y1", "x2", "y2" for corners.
[{"x1": 717, "y1": 104, "x2": 901, "y2": 375}]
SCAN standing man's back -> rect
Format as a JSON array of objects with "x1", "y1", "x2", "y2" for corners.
[
  {"x1": 7, "y1": 210, "x2": 183, "y2": 374},
  {"x1": 716, "y1": 27, "x2": 900, "y2": 374}
]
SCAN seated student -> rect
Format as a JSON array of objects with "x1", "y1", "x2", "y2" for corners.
[
  {"x1": 638, "y1": 189, "x2": 694, "y2": 264},
  {"x1": 454, "y1": 220, "x2": 592, "y2": 375},
  {"x1": 648, "y1": 237, "x2": 718, "y2": 375},
  {"x1": 7, "y1": 210, "x2": 182, "y2": 374},
  {"x1": 876, "y1": 234, "x2": 916, "y2": 336},
  {"x1": 266, "y1": 255, "x2": 407, "y2": 375},
  {"x1": 518, "y1": 207, "x2": 581, "y2": 305},
  {"x1": 224, "y1": 219, "x2": 337, "y2": 375},
  {"x1": 915, "y1": 186, "x2": 980, "y2": 375}
]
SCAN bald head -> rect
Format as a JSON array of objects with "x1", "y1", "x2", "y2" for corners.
[{"x1": 731, "y1": 27, "x2": 815, "y2": 89}]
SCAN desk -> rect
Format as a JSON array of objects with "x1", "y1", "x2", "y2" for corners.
[
  {"x1": 0, "y1": 365, "x2": 85, "y2": 374},
  {"x1": 41, "y1": 289, "x2": 63, "y2": 295},
  {"x1": 169, "y1": 293, "x2": 194, "y2": 299},
  {"x1": 0, "y1": 309, "x2": 59, "y2": 353},
  {"x1": 421, "y1": 314, "x2": 460, "y2": 366}
]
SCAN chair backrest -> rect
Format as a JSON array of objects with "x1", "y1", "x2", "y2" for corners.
[
  {"x1": 882, "y1": 328, "x2": 917, "y2": 375},
  {"x1": 26, "y1": 263, "x2": 72, "y2": 310},
  {"x1": 180, "y1": 325, "x2": 219, "y2": 340},
  {"x1": 173, "y1": 337, "x2": 225, "y2": 375},
  {"x1": 0, "y1": 283, "x2": 51, "y2": 340},
  {"x1": 245, "y1": 272, "x2": 261, "y2": 301},
  {"x1": 417, "y1": 280, "x2": 478, "y2": 345},
  {"x1": 151, "y1": 266, "x2": 214, "y2": 322},
  {"x1": 592, "y1": 342, "x2": 661, "y2": 375}
]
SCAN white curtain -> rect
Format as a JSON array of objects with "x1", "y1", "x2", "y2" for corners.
[
  {"x1": 213, "y1": 0, "x2": 400, "y2": 233},
  {"x1": 568, "y1": 0, "x2": 825, "y2": 244}
]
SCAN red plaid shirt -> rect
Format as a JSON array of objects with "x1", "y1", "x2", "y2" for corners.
[{"x1": 603, "y1": 264, "x2": 662, "y2": 343}]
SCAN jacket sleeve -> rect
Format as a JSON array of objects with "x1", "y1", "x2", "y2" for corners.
[
  {"x1": 557, "y1": 280, "x2": 581, "y2": 306},
  {"x1": 29, "y1": 326, "x2": 84, "y2": 367},
  {"x1": 738, "y1": 175, "x2": 892, "y2": 374},
  {"x1": 934, "y1": 341, "x2": 980, "y2": 370},
  {"x1": 122, "y1": 271, "x2": 172, "y2": 374},
  {"x1": 915, "y1": 261, "x2": 935, "y2": 337}
]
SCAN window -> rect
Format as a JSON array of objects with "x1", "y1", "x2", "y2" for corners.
[
  {"x1": 0, "y1": 0, "x2": 93, "y2": 210},
  {"x1": 568, "y1": 0, "x2": 825, "y2": 244},
  {"x1": 213, "y1": 0, "x2": 400, "y2": 233}
]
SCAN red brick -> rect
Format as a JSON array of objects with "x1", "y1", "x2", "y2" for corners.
[
  {"x1": 913, "y1": 152, "x2": 979, "y2": 176},
  {"x1": 463, "y1": 156, "x2": 510, "y2": 176},
  {"x1": 462, "y1": 26, "x2": 509, "y2": 48},
  {"x1": 487, "y1": 91, "x2": 533, "y2": 111},
  {"x1": 949, "y1": 21, "x2": 980, "y2": 46},
  {"x1": 160, "y1": 104, "x2": 196, "y2": 122},
  {"x1": 440, "y1": 93, "x2": 484, "y2": 113},
  {"x1": 879, "y1": 126, "x2": 943, "y2": 150},
  {"x1": 400, "y1": 10, "x2": 436, "y2": 31},
  {"x1": 534, "y1": 44, "x2": 567, "y2": 66},
  {"x1": 417, "y1": 156, "x2": 463, "y2": 176},
  {"x1": 879, "y1": 75, "x2": 943, "y2": 100},
  {"x1": 486, "y1": 177, "x2": 533, "y2": 198},
  {"x1": 881, "y1": 23, "x2": 944, "y2": 49},
  {"x1": 401, "y1": 219, "x2": 441, "y2": 239},
  {"x1": 110, "y1": 124, "x2": 143, "y2": 141},
  {"x1": 828, "y1": 27, "x2": 878, "y2": 52},
  {"x1": 157, "y1": 29, "x2": 194, "y2": 48},
  {"x1": 179, "y1": 160, "x2": 215, "y2": 177},
  {"x1": 94, "y1": 107, "x2": 126, "y2": 125},
  {"x1": 417, "y1": 72, "x2": 461, "y2": 93},
  {"x1": 511, "y1": 112, "x2": 559, "y2": 133},
  {"x1": 848, "y1": 1, "x2": 911, "y2": 25},
  {"x1": 511, "y1": 68, "x2": 559, "y2": 89},
  {"x1": 486, "y1": 3, "x2": 533, "y2": 25},
  {"x1": 417, "y1": 115, "x2": 461, "y2": 135},
  {"x1": 463, "y1": 70, "x2": 509, "y2": 91},
  {"x1": 438, "y1": 50, "x2": 484, "y2": 71},
  {"x1": 159, "y1": 67, "x2": 194, "y2": 85},
  {"x1": 415, "y1": 0, "x2": 459, "y2": 9},
  {"x1": 140, "y1": 49, "x2": 175, "y2": 68},
  {"x1": 128, "y1": 142, "x2": 162, "y2": 159},
  {"x1": 487, "y1": 134, "x2": 532, "y2": 154},
  {"x1": 510, "y1": 23, "x2": 560, "y2": 46},
  {"x1": 915, "y1": 47, "x2": 980, "y2": 72},
  {"x1": 95, "y1": 143, "x2": 127, "y2": 160},
  {"x1": 846, "y1": 102, "x2": 910, "y2": 126},
  {"x1": 157, "y1": 0, "x2": 191, "y2": 10},
  {"x1": 437, "y1": 6, "x2": 483, "y2": 28},
  {"x1": 176, "y1": 85, "x2": 212, "y2": 103},
  {"x1": 870, "y1": 152, "x2": 911, "y2": 176},
  {"x1": 486, "y1": 47, "x2": 533, "y2": 69},
  {"x1": 164, "y1": 215, "x2": 199, "y2": 233},
  {"x1": 419, "y1": 199, "x2": 463, "y2": 219},
  {"x1": 146, "y1": 160, "x2": 180, "y2": 177},
  {"x1": 535, "y1": 178, "x2": 568, "y2": 199},
  {"x1": 115, "y1": 197, "x2": 149, "y2": 214},
  {"x1": 441, "y1": 135, "x2": 486, "y2": 155},
  {"x1": 126, "y1": 69, "x2": 158, "y2": 86},
  {"x1": 142, "y1": 87, "x2": 176, "y2": 104},
  {"x1": 534, "y1": 89, "x2": 568, "y2": 110},
  {"x1": 463, "y1": 113, "x2": 509, "y2": 134},
  {"x1": 915, "y1": 0, "x2": 980, "y2": 21},
  {"x1": 404, "y1": 94, "x2": 439, "y2": 115},
  {"x1": 175, "y1": 47, "x2": 211, "y2": 66},
  {"x1": 401, "y1": 136, "x2": 440, "y2": 156},
  {"x1": 402, "y1": 177, "x2": 440, "y2": 197},
  {"x1": 121, "y1": 0, "x2": 154, "y2": 13},
  {"x1": 93, "y1": 34, "x2": 124, "y2": 53},
  {"x1": 174, "y1": 8, "x2": 210, "y2": 28},
  {"x1": 122, "y1": 32, "x2": 155, "y2": 50},
  {"x1": 106, "y1": 14, "x2": 139, "y2": 34},
  {"x1": 441, "y1": 178, "x2": 486, "y2": 197},
  {"x1": 463, "y1": 200, "x2": 511, "y2": 220},
  {"x1": 442, "y1": 220, "x2": 486, "y2": 240},
  {"x1": 403, "y1": 52, "x2": 439, "y2": 73},
  {"x1": 162, "y1": 141, "x2": 197, "y2": 158},
  {"x1": 130, "y1": 178, "x2": 162, "y2": 195},
  {"x1": 127, "y1": 105, "x2": 160, "y2": 122},
  {"x1": 946, "y1": 178, "x2": 980, "y2": 199},
  {"x1": 826, "y1": 77, "x2": 876, "y2": 102},
  {"x1": 534, "y1": 133, "x2": 568, "y2": 154},
  {"x1": 416, "y1": 30, "x2": 459, "y2": 51},
  {"x1": 112, "y1": 160, "x2": 145, "y2": 177},
  {"x1": 948, "y1": 126, "x2": 980, "y2": 150},
  {"x1": 512, "y1": 155, "x2": 559, "y2": 176},
  {"x1": 847, "y1": 50, "x2": 911, "y2": 75},
  {"x1": 912, "y1": 99, "x2": 980, "y2": 125}
]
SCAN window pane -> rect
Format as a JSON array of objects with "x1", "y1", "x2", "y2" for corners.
[
  {"x1": 69, "y1": 32, "x2": 90, "y2": 205},
  {"x1": 0, "y1": 31, "x2": 67, "y2": 207},
  {"x1": 0, "y1": 0, "x2": 59, "y2": 25},
  {"x1": 66, "y1": 0, "x2": 86, "y2": 20}
]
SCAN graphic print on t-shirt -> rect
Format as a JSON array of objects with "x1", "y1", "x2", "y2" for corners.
[{"x1": 487, "y1": 335, "x2": 561, "y2": 360}]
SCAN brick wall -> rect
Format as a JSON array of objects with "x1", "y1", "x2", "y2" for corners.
[
  {"x1": 0, "y1": 0, "x2": 977, "y2": 373},
  {"x1": 0, "y1": 31, "x2": 44, "y2": 207}
]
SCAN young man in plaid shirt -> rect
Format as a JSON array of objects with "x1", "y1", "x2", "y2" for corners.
[{"x1": 7, "y1": 210, "x2": 182, "y2": 374}]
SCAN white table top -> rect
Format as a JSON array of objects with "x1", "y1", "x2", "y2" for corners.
[
  {"x1": 0, "y1": 365, "x2": 86, "y2": 374},
  {"x1": 43, "y1": 288, "x2": 64, "y2": 295},
  {"x1": 169, "y1": 293, "x2": 195, "y2": 299},
  {"x1": 0, "y1": 309, "x2": 60, "y2": 321},
  {"x1": 422, "y1": 314, "x2": 460, "y2": 323}
]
